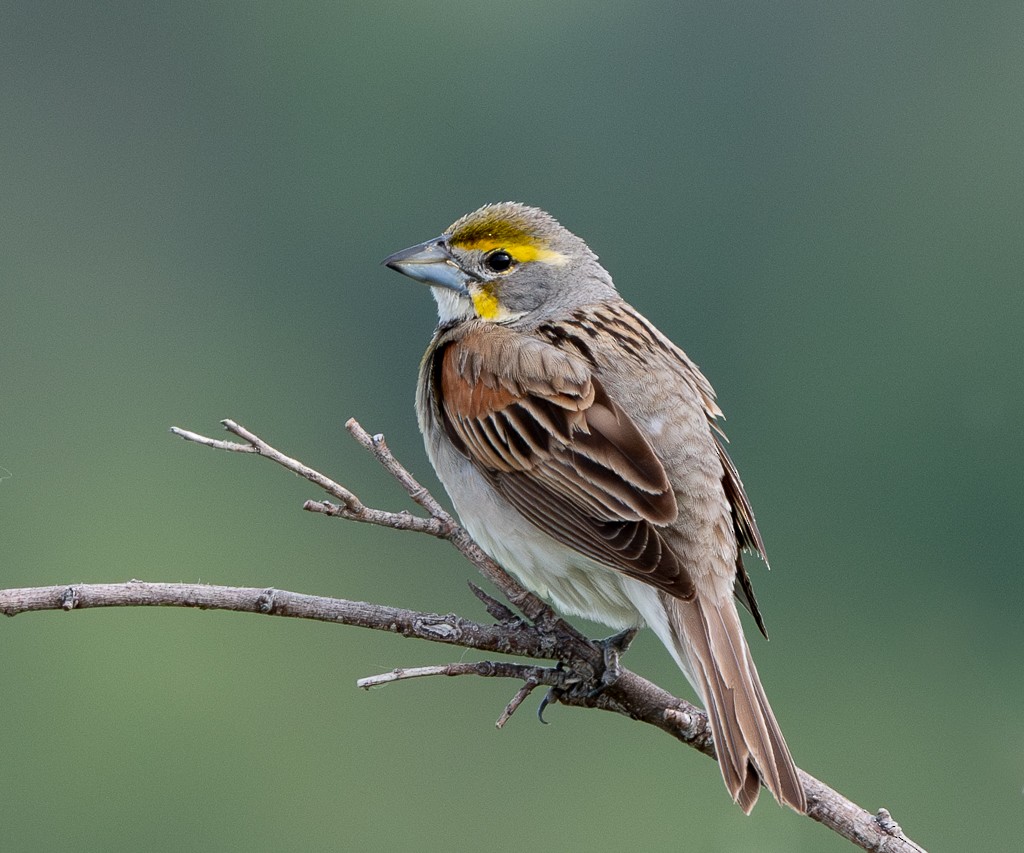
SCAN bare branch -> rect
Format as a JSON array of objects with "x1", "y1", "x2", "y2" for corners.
[
  {"x1": 0, "y1": 581, "x2": 553, "y2": 660},
  {"x1": 5, "y1": 420, "x2": 927, "y2": 853}
]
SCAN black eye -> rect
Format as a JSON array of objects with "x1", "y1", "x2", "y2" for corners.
[{"x1": 484, "y1": 249, "x2": 514, "y2": 273}]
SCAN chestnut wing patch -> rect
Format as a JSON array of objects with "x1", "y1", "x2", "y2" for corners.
[{"x1": 438, "y1": 329, "x2": 695, "y2": 601}]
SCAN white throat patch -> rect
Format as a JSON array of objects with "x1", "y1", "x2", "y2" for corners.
[{"x1": 431, "y1": 287, "x2": 475, "y2": 324}]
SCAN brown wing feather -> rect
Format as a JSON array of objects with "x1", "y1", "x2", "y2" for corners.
[
  {"x1": 713, "y1": 432, "x2": 769, "y2": 638},
  {"x1": 438, "y1": 327, "x2": 695, "y2": 601}
]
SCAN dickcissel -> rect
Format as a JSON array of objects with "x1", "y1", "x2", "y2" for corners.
[{"x1": 383, "y1": 202, "x2": 805, "y2": 814}]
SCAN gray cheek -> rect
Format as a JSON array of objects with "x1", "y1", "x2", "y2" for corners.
[{"x1": 503, "y1": 281, "x2": 551, "y2": 315}]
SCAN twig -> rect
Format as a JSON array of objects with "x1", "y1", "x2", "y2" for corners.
[
  {"x1": 356, "y1": 660, "x2": 562, "y2": 690},
  {"x1": 467, "y1": 581, "x2": 519, "y2": 623},
  {"x1": 344, "y1": 419, "x2": 451, "y2": 519},
  {"x1": 1, "y1": 420, "x2": 929, "y2": 853},
  {"x1": 357, "y1": 659, "x2": 550, "y2": 729}
]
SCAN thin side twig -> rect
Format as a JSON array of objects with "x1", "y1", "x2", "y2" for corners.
[
  {"x1": 345, "y1": 419, "x2": 452, "y2": 519},
  {"x1": 495, "y1": 680, "x2": 542, "y2": 729},
  {"x1": 172, "y1": 420, "x2": 363, "y2": 510},
  {"x1": 356, "y1": 660, "x2": 562, "y2": 690},
  {"x1": 171, "y1": 421, "x2": 449, "y2": 537}
]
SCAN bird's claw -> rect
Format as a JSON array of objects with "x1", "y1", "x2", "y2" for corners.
[
  {"x1": 537, "y1": 661, "x2": 567, "y2": 724},
  {"x1": 587, "y1": 627, "x2": 639, "y2": 697},
  {"x1": 537, "y1": 687, "x2": 561, "y2": 724}
]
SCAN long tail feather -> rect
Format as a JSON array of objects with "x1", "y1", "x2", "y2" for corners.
[{"x1": 668, "y1": 594, "x2": 806, "y2": 814}]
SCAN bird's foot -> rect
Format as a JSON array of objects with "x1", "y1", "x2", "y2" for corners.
[
  {"x1": 536, "y1": 628, "x2": 638, "y2": 720},
  {"x1": 588, "y1": 627, "x2": 639, "y2": 698}
]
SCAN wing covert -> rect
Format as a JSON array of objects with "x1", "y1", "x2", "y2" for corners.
[{"x1": 435, "y1": 326, "x2": 695, "y2": 601}]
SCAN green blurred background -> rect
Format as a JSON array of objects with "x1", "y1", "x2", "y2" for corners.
[{"x1": 3, "y1": 2, "x2": 1022, "y2": 850}]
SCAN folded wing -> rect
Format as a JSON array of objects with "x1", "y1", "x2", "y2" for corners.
[{"x1": 434, "y1": 326, "x2": 694, "y2": 601}]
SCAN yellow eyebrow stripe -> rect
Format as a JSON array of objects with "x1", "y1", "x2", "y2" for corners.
[{"x1": 458, "y1": 238, "x2": 566, "y2": 264}]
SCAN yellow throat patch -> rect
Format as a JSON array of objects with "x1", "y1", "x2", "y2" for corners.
[{"x1": 470, "y1": 284, "x2": 502, "y2": 320}]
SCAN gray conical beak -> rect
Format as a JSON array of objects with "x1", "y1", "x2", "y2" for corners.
[{"x1": 382, "y1": 236, "x2": 471, "y2": 296}]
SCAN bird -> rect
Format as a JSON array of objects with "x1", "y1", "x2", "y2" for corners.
[{"x1": 382, "y1": 202, "x2": 806, "y2": 814}]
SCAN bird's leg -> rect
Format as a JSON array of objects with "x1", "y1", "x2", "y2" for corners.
[
  {"x1": 537, "y1": 628, "x2": 639, "y2": 718},
  {"x1": 589, "y1": 627, "x2": 639, "y2": 697}
]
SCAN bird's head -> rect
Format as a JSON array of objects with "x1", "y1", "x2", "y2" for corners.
[{"x1": 383, "y1": 202, "x2": 614, "y2": 325}]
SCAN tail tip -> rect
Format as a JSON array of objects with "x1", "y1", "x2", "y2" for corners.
[{"x1": 733, "y1": 762, "x2": 807, "y2": 815}]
